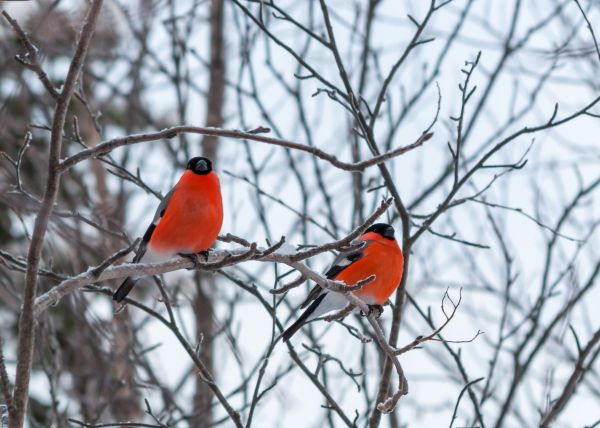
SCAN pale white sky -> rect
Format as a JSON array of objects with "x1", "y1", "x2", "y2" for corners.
[{"x1": 3, "y1": 0, "x2": 600, "y2": 427}]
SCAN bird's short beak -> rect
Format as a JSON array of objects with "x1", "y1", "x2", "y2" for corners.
[{"x1": 197, "y1": 160, "x2": 209, "y2": 172}]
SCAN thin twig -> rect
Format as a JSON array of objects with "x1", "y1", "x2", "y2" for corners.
[{"x1": 540, "y1": 326, "x2": 600, "y2": 427}]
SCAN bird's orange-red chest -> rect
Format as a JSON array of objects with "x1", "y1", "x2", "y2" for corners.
[
  {"x1": 149, "y1": 170, "x2": 223, "y2": 256},
  {"x1": 335, "y1": 232, "x2": 404, "y2": 305}
]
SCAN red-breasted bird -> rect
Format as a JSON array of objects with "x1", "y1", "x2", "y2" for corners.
[
  {"x1": 113, "y1": 157, "x2": 223, "y2": 302},
  {"x1": 281, "y1": 223, "x2": 403, "y2": 341}
]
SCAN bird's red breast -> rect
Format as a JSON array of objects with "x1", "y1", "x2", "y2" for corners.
[
  {"x1": 149, "y1": 170, "x2": 223, "y2": 256},
  {"x1": 335, "y1": 232, "x2": 404, "y2": 305}
]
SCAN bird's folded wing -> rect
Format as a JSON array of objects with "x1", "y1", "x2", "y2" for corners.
[
  {"x1": 299, "y1": 240, "x2": 369, "y2": 308},
  {"x1": 133, "y1": 188, "x2": 175, "y2": 263},
  {"x1": 324, "y1": 240, "x2": 368, "y2": 279}
]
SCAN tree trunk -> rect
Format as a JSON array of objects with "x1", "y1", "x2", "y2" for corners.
[{"x1": 192, "y1": 0, "x2": 225, "y2": 426}]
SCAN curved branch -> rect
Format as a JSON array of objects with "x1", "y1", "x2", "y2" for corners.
[{"x1": 59, "y1": 126, "x2": 431, "y2": 173}]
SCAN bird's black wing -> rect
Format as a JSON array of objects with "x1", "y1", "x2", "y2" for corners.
[
  {"x1": 132, "y1": 188, "x2": 175, "y2": 262},
  {"x1": 113, "y1": 189, "x2": 175, "y2": 302}
]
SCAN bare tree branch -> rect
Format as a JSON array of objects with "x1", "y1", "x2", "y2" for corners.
[
  {"x1": 59, "y1": 126, "x2": 431, "y2": 173},
  {"x1": 9, "y1": 2, "x2": 104, "y2": 427}
]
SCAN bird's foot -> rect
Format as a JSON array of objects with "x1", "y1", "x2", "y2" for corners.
[
  {"x1": 180, "y1": 250, "x2": 211, "y2": 270},
  {"x1": 360, "y1": 304, "x2": 384, "y2": 319},
  {"x1": 196, "y1": 249, "x2": 211, "y2": 262}
]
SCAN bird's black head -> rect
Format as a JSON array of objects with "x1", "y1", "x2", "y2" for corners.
[
  {"x1": 186, "y1": 157, "x2": 213, "y2": 175},
  {"x1": 365, "y1": 223, "x2": 395, "y2": 240}
]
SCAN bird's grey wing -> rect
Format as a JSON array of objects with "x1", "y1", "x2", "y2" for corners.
[
  {"x1": 133, "y1": 188, "x2": 175, "y2": 263},
  {"x1": 324, "y1": 240, "x2": 368, "y2": 279},
  {"x1": 299, "y1": 240, "x2": 368, "y2": 308}
]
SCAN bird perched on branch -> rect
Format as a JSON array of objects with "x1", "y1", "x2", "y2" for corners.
[
  {"x1": 113, "y1": 157, "x2": 223, "y2": 302},
  {"x1": 282, "y1": 223, "x2": 404, "y2": 342}
]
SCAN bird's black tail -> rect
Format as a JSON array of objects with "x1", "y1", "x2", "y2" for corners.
[
  {"x1": 281, "y1": 293, "x2": 326, "y2": 342},
  {"x1": 113, "y1": 277, "x2": 137, "y2": 302},
  {"x1": 281, "y1": 315, "x2": 308, "y2": 342}
]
